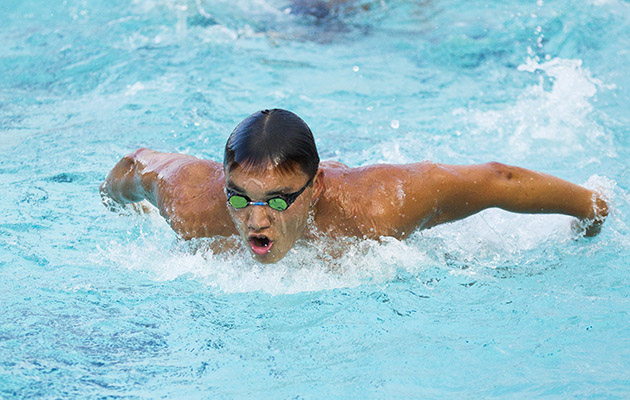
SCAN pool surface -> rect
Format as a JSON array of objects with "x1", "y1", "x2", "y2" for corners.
[{"x1": 1, "y1": 0, "x2": 629, "y2": 397}]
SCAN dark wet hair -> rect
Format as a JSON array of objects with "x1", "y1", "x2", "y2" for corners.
[{"x1": 224, "y1": 109, "x2": 320, "y2": 178}]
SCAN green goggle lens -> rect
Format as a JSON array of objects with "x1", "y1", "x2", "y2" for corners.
[
  {"x1": 268, "y1": 198, "x2": 288, "y2": 211},
  {"x1": 226, "y1": 176, "x2": 312, "y2": 212},
  {"x1": 227, "y1": 195, "x2": 289, "y2": 211},
  {"x1": 228, "y1": 195, "x2": 248, "y2": 209}
]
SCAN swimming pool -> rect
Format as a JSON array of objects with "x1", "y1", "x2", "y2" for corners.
[{"x1": 1, "y1": 0, "x2": 629, "y2": 397}]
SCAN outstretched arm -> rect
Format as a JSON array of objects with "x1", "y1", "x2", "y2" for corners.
[{"x1": 414, "y1": 162, "x2": 608, "y2": 236}]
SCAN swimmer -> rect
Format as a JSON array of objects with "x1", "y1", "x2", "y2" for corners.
[
  {"x1": 100, "y1": 109, "x2": 609, "y2": 263},
  {"x1": 289, "y1": 0, "x2": 370, "y2": 19}
]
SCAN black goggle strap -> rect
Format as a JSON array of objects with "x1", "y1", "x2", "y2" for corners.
[{"x1": 281, "y1": 175, "x2": 314, "y2": 206}]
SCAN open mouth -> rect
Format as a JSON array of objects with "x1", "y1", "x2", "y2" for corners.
[{"x1": 248, "y1": 235, "x2": 273, "y2": 256}]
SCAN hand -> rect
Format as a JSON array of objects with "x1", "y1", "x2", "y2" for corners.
[
  {"x1": 100, "y1": 181, "x2": 154, "y2": 214},
  {"x1": 571, "y1": 193, "x2": 609, "y2": 237}
]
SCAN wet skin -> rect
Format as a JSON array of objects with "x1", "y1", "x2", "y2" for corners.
[
  {"x1": 101, "y1": 148, "x2": 609, "y2": 262},
  {"x1": 224, "y1": 165, "x2": 322, "y2": 263}
]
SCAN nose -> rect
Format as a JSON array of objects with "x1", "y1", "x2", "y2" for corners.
[{"x1": 247, "y1": 205, "x2": 272, "y2": 232}]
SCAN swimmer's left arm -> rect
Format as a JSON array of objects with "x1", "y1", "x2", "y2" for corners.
[{"x1": 415, "y1": 162, "x2": 608, "y2": 236}]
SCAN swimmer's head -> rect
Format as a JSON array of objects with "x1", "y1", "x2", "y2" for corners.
[
  {"x1": 223, "y1": 109, "x2": 322, "y2": 263},
  {"x1": 224, "y1": 109, "x2": 319, "y2": 178}
]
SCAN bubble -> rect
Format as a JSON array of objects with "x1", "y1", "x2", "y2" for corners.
[{"x1": 390, "y1": 120, "x2": 400, "y2": 129}]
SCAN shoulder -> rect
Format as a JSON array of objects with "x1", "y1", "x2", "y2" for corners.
[
  {"x1": 166, "y1": 158, "x2": 224, "y2": 188},
  {"x1": 316, "y1": 162, "x2": 438, "y2": 238},
  {"x1": 158, "y1": 157, "x2": 225, "y2": 208},
  {"x1": 140, "y1": 153, "x2": 234, "y2": 238}
]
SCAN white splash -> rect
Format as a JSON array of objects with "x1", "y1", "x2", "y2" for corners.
[
  {"x1": 99, "y1": 233, "x2": 433, "y2": 295},
  {"x1": 464, "y1": 56, "x2": 617, "y2": 160}
]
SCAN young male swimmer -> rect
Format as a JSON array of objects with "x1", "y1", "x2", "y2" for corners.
[{"x1": 101, "y1": 108, "x2": 609, "y2": 263}]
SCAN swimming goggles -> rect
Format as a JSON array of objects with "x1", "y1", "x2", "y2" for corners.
[{"x1": 226, "y1": 176, "x2": 313, "y2": 212}]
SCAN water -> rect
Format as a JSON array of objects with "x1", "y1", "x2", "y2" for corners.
[{"x1": 1, "y1": 0, "x2": 629, "y2": 397}]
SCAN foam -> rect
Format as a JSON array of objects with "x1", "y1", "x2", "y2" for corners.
[{"x1": 100, "y1": 234, "x2": 425, "y2": 295}]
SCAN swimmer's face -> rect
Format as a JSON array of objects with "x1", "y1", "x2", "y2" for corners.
[{"x1": 225, "y1": 164, "x2": 321, "y2": 263}]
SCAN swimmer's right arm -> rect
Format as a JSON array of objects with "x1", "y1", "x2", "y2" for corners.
[
  {"x1": 100, "y1": 148, "x2": 217, "y2": 210},
  {"x1": 101, "y1": 149, "x2": 235, "y2": 238},
  {"x1": 100, "y1": 148, "x2": 167, "y2": 208}
]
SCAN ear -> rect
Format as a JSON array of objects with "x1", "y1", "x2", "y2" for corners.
[{"x1": 311, "y1": 168, "x2": 324, "y2": 203}]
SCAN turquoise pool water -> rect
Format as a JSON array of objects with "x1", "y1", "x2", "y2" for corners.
[{"x1": 1, "y1": 0, "x2": 629, "y2": 397}]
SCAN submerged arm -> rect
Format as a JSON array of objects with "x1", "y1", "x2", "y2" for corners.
[{"x1": 419, "y1": 162, "x2": 608, "y2": 236}]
